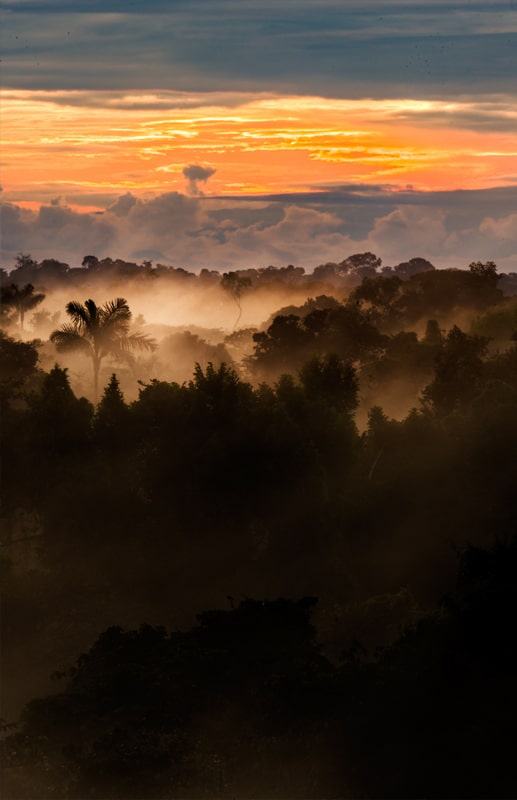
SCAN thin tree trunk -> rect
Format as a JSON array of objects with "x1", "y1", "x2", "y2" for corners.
[
  {"x1": 93, "y1": 355, "x2": 100, "y2": 403},
  {"x1": 233, "y1": 299, "x2": 242, "y2": 330},
  {"x1": 368, "y1": 447, "x2": 384, "y2": 480}
]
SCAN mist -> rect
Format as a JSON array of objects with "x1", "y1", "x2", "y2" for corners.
[
  {"x1": 2, "y1": 251, "x2": 517, "y2": 798},
  {"x1": 4, "y1": 252, "x2": 516, "y2": 406}
]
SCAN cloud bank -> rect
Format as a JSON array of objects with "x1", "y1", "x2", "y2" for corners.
[{"x1": 2, "y1": 186, "x2": 517, "y2": 273}]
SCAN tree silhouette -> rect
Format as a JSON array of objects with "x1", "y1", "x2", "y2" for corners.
[
  {"x1": 422, "y1": 325, "x2": 489, "y2": 415},
  {"x1": 0, "y1": 330, "x2": 41, "y2": 402},
  {"x1": 1, "y1": 283, "x2": 45, "y2": 330},
  {"x1": 469, "y1": 260, "x2": 498, "y2": 285},
  {"x1": 50, "y1": 298, "x2": 156, "y2": 401},
  {"x1": 341, "y1": 251, "x2": 382, "y2": 274},
  {"x1": 299, "y1": 353, "x2": 359, "y2": 413},
  {"x1": 82, "y1": 254, "x2": 100, "y2": 271},
  {"x1": 25, "y1": 365, "x2": 93, "y2": 477},
  {"x1": 221, "y1": 272, "x2": 252, "y2": 329},
  {"x1": 94, "y1": 373, "x2": 130, "y2": 446}
]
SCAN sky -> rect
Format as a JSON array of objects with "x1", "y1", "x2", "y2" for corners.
[{"x1": 1, "y1": 0, "x2": 517, "y2": 272}]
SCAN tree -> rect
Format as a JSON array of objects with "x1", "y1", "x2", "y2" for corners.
[
  {"x1": 423, "y1": 319, "x2": 443, "y2": 347},
  {"x1": 3, "y1": 597, "x2": 330, "y2": 798},
  {"x1": 188, "y1": 361, "x2": 250, "y2": 426},
  {"x1": 0, "y1": 330, "x2": 41, "y2": 403},
  {"x1": 469, "y1": 260, "x2": 498, "y2": 284},
  {"x1": 341, "y1": 252, "x2": 382, "y2": 279},
  {"x1": 82, "y1": 254, "x2": 100, "y2": 271},
  {"x1": 37, "y1": 258, "x2": 70, "y2": 284},
  {"x1": 251, "y1": 314, "x2": 315, "y2": 376},
  {"x1": 0, "y1": 283, "x2": 45, "y2": 330},
  {"x1": 8, "y1": 253, "x2": 39, "y2": 286},
  {"x1": 351, "y1": 274, "x2": 403, "y2": 317},
  {"x1": 422, "y1": 325, "x2": 489, "y2": 415},
  {"x1": 28, "y1": 364, "x2": 93, "y2": 456},
  {"x1": 94, "y1": 373, "x2": 130, "y2": 447},
  {"x1": 299, "y1": 353, "x2": 358, "y2": 413},
  {"x1": 394, "y1": 257, "x2": 435, "y2": 278},
  {"x1": 14, "y1": 252, "x2": 38, "y2": 269},
  {"x1": 221, "y1": 272, "x2": 252, "y2": 329},
  {"x1": 50, "y1": 298, "x2": 156, "y2": 401}
]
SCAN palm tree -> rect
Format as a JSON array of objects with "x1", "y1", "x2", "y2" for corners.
[
  {"x1": 1, "y1": 283, "x2": 46, "y2": 330},
  {"x1": 50, "y1": 298, "x2": 156, "y2": 401}
]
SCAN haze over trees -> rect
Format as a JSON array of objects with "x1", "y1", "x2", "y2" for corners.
[
  {"x1": 1, "y1": 250, "x2": 517, "y2": 797},
  {"x1": 220, "y1": 271, "x2": 253, "y2": 329},
  {"x1": 49, "y1": 298, "x2": 156, "y2": 401},
  {"x1": 0, "y1": 282, "x2": 45, "y2": 330}
]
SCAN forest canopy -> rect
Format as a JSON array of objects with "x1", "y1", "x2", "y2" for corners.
[{"x1": 1, "y1": 251, "x2": 517, "y2": 798}]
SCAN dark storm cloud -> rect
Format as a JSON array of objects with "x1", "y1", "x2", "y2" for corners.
[{"x1": 2, "y1": 1, "x2": 516, "y2": 97}]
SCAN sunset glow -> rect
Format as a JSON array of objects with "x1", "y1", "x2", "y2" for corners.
[
  {"x1": 3, "y1": 7, "x2": 517, "y2": 794},
  {"x1": 3, "y1": 90, "x2": 517, "y2": 210},
  {"x1": 1, "y1": 0, "x2": 516, "y2": 269}
]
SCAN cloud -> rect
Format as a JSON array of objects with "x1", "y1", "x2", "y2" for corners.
[
  {"x1": 368, "y1": 206, "x2": 450, "y2": 261},
  {"x1": 106, "y1": 192, "x2": 138, "y2": 216},
  {"x1": 5, "y1": 88, "x2": 516, "y2": 138},
  {"x1": 0, "y1": 200, "x2": 117, "y2": 261},
  {"x1": 2, "y1": 2, "x2": 516, "y2": 98},
  {"x1": 2, "y1": 185, "x2": 517, "y2": 273},
  {"x1": 479, "y1": 213, "x2": 517, "y2": 257},
  {"x1": 1, "y1": 89, "x2": 261, "y2": 111},
  {"x1": 182, "y1": 164, "x2": 217, "y2": 196}
]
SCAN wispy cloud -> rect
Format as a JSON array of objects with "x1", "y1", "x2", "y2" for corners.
[
  {"x1": 2, "y1": 1, "x2": 515, "y2": 275},
  {"x1": 2, "y1": 2, "x2": 516, "y2": 96},
  {"x1": 3, "y1": 91, "x2": 516, "y2": 212}
]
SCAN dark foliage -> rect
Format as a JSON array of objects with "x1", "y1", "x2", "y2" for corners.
[
  {"x1": 3, "y1": 542, "x2": 517, "y2": 797},
  {"x1": 1, "y1": 257, "x2": 517, "y2": 798}
]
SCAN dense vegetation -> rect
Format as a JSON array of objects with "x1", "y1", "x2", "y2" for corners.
[{"x1": 1, "y1": 253, "x2": 517, "y2": 797}]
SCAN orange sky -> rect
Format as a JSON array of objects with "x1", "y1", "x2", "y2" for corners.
[{"x1": 3, "y1": 90, "x2": 517, "y2": 211}]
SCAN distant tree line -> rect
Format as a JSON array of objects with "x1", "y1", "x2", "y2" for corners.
[{"x1": 3, "y1": 250, "x2": 517, "y2": 296}]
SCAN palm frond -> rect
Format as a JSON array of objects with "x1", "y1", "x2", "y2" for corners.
[
  {"x1": 118, "y1": 332, "x2": 157, "y2": 353},
  {"x1": 50, "y1": 327, "x2": 92, "y2": 352},
  {"x1": 84, "y1": 299, "x2": 100, "y2": 329},
  {"x1": 102, "y1": 298, "x2": 131, "y2": 317},
  {"x1": 24, "y1": 293, "x2": 46, "y2": 311},
  {"x1": 99, "y1": 298, "x2": 131, "y2": 340},
  {"x1": 101, "y1": 317, "x2": 131, "y2": 339},
  {"x1": 66, "y1": 301, "x2": 90, "y2": 327},
  {"x1": 11, "y1": 283, "x2": 35, "y2": 298},
  {"x1": 107, "y1": 349, "x2": 137, "y2": 368},
  {"x1": 102, "y1": 299, "x2": 131, "y2": 331}
]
